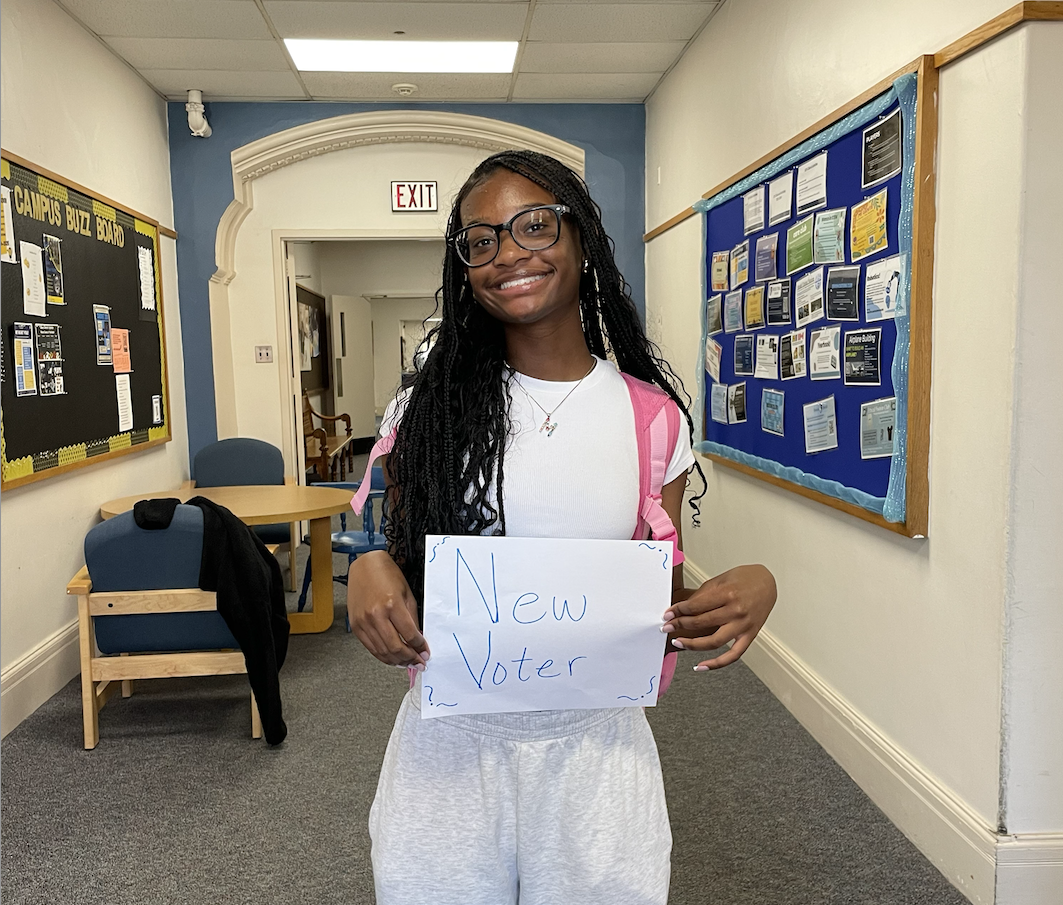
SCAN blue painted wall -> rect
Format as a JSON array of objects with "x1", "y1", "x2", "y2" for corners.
[{"x1": 167, "y1": 101, "x2": 646, "y2": 458}]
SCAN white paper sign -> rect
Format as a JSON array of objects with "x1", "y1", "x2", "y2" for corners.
[
  {"x1": 420, "y1": 535, "x2": 673, "y2": 719},
  {"x1": 20, "y1": 241, "x2": 46, "y2": 316}
]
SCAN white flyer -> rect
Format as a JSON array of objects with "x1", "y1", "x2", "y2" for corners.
[
  {"x1": 864, "y1": 254, "x2": 902, "y2": 322},
  {"x1": 705, "y1": 336, "x2": 722, "y2": 383},
  {"x1": 20, "y1": 241, "x2": 46, "y2": 316},
  {"x1": 138, "y1": 246, "x2": 157, "y2": 312},
  {"x1": 809, "y1": 324, "x2": 841, "y2": 380},
  {"x1": 754, "y1": 334, "x2": 779, "y2": 380},
  {"x1": 743, "y1": 185, "x2": 765, "y2": 235},
  {"x1": 710, "y1": 383, "x2": 729, "y2": 424},
  {"x1": 796, "y1": 151, "x2": 828, "y2": 215},
  {"x1": 767, "y1": 171, "x2": 793, "y2": 226},
  {"x1": 420, "y1": 536, "x2": 674, "y2": 718},
  {"x1": 861, "y1": 396, "x2": 896, "y2": 459},
  {"x1": 803, "y1": 395, "x2": 838, "y2": 454},
  {"x1": 115, "y1": 373, "x2": 133, "y2": 432},
  {"x1": 794, "y1": 267, "x2": 825, "y2": 328}
]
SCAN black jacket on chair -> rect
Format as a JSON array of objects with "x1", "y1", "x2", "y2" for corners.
[{"x1": 134, "y1": 496, "x2": 289, "y2": 745}]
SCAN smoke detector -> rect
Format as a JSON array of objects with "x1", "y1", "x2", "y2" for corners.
[{"x1": 392, "y1": 83, "x2": 418, "y2": 97}]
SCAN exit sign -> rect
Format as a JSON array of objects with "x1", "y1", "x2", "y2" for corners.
[{"x1": 391, "y1": 181, "x2": 438, "y2": 212}]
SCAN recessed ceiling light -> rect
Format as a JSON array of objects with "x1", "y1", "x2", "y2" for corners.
[{"x1": 284, "y1": 39, "x2": 518, "y2": 73}]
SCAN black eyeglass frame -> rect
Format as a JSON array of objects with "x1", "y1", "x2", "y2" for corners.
[{"x1": 449, "y1": 204, "x2": 572, "y2": 267}]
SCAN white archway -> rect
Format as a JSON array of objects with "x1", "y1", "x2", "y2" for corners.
[{"x1": 209, "y1": 111, "x2": 585, "y2": 461}]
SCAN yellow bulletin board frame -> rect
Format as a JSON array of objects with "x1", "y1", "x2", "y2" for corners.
[{"x1": 1, "y1": 150, "x2": 173, "y2": 491}]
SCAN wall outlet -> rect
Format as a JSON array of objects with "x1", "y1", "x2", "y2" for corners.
[{"x1": 255, "y1": 345, "x2": 273, "y2": 363}]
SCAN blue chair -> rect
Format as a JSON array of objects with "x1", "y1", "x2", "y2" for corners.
[
  {"x1": 67, "y1": 505, "x2": 262, "y2": 749},
  {"x1": 192, "y1": 438, "x2": 299, "y2": 590},
  {"x1": 296, "y1": 473, "x2": 388, "y2": 629}
]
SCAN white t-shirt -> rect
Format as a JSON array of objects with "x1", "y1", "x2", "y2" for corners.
[{"x1": 379, "y1": 357, "x2": 695, "y2": 540}]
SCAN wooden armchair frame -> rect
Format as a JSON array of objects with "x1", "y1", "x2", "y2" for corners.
[
  {"x1": 302, "y1": 391, "x2": 354, "y2": 481},
  {"x1": 66, "y1": 563, "x2": 268, "y2": 750}
]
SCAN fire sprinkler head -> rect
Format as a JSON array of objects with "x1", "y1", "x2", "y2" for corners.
[{"x1": 392, "y1": 83, "x2": 418, "y2": 97}]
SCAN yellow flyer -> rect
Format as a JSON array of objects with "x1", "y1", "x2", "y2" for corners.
[{"x1": 850, "y1": 188, "x2": 888, "y2": 261}]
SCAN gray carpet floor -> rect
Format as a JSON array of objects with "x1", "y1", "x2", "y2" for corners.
[{"x1": 1, "y1": 537, "x2": 968, "y2": 905}]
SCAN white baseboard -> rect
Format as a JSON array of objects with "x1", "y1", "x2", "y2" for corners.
[
  {"x1": 1, "y1": 621, "x2": 80, "y2": 739},
  {"x1": 683, "y1": 561, "x2": 1063, "y2": 905}
]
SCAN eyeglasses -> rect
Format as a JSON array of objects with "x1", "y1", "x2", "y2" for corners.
[{"x1": 450, "y1": 204, "x2": 571, "y2": 267}]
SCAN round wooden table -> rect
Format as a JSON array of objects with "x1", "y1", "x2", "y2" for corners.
[{"x1": 100, "y1": 484, "x2": 355, "y2": 634}]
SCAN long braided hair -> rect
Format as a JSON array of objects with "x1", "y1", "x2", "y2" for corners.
[{"x1": 386, "y1": 150, "x2": 705, "y2": 605}]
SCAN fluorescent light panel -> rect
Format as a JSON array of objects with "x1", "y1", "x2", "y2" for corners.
[{"x1": 285, "y1": 39, "x2": 518, "y2": 73}]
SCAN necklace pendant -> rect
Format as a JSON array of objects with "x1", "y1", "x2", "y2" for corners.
[{"x1": 539, "y1": 416, "x2": 558, "y2": 437}]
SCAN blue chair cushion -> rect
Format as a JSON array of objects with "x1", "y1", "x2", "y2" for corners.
[
  {"x1": 193, "y1": 438, "x2": 284, "y2": 487},
  {"x1": 84, "y1": 506, "x2": 238, "y2": 655}
]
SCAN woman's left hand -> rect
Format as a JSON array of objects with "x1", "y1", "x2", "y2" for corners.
[{"x1": 661, "y1": 564, "x2": 776, "y2": 670}]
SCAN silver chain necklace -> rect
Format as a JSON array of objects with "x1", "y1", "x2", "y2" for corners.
[{"x1": 508, "y1": 358, "x2": 597, "y2": 437}]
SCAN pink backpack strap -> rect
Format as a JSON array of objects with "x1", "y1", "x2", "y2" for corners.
[{"x1": 350, "y1": 429, "x2": 395, "y2": 515}]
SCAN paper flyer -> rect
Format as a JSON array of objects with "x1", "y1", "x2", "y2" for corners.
[
  {"x1": 727, "y1": 382, "x2": 747, "y2": 424},
  {"x1": 94, "y1": 304, "x2": 112, "y2": 365},
  {"x1": 115, "y1": 373, "x2": 133, "y2": 432},
  {"x1": 1, "y1": 186, "x2": 16, "y2": 264},
  {"x1": 795, "y1": 267, "x2": 825, "y2": 329},
  {"x1": 780, "y1": 329, "x2": 806, "y2": 380},
  {"x1": 766, "y1": 279, "x2": 792, "y2": 326},
  {"x1": 843, "y1": 328, "x2": 882, "y2": 386},
  {"x1": 860, "y1": 397, "x2": 896, "y2": 459},
  {"x1": 851, "y1": 188, "x2": 888, "y2": 261},
  {"x1": 723, "y1": 290, "x2": 743, "y2": 333},
  {"x1": 864, "y1": 255, "x2": 902, "y2": 322},
  {"x1": 43, "y1": 235, "x2": 65, "y2": 305},
  {"x1": 803, "y1": 395, "x2": 838, "y2": 454},
  {"x1": 761, "y1": 388, "x2": 785, "y2": 436},
  {"x1": 734, "y1": 335, "x2": 754, "y2": 376},
  {"x1": 711, "y1": 251, "x2": 730, "y2": 293},
  {"x1": 705, "y1": 336, "x2": 722, "y2": 383},
  {"x1": 111, "y1": 327, "x2": 132, "y2": 373},
  {"x1": 796, "y1": 151, "x2": 828, "y2": 216},
  {"x1": 862, "y1": 108, "x2": 902, "y2": 189},
  {"x1": 755, "y1": 334, "x2": 778, "y2": 380},
  {"x1": 730, "y1": 240, "x2": 749, "y2": 288},
  {"x1": 754, "y1": 233, "x2": 779, "y2": 282},
  {"x1": 825, "y1": 266, "x2": 861, "y2": 321},
  {"x1": 152, "y1": 394, "x2": 164, "y2": 425},
  {"x1": 744, "y1": 285, "x2": 766, "y2": 330},
  {"x1": 813, "y1": 208, "x2": 847, "y2": 264},
  {"x1": 706, "y1": 294, "x2": 723, "y2": 336},
  {"x1": 13, "y1": 323, "x2": 37, "y2": 396},
  {"x1": 809, "y1": 324, "x2": 841, "y2": 381},
  {"x1": 786, "y1": 216, "x2": 814, "y2": 275},
  {"x1": 768, "y1": 171, "x2": 793, "y2": 226},
  {"x1": 21, "y1": 241, "x2": 46, "y2": 316},
  {"x1": 138, "y1": 245, "x2": 157, "y2": 312},
  {"x1": 710, "y1": 383, "x2": 729, "y2": 424},
  {"x1": 743, "y1": 185, "x2": 765, "y2": 235}
]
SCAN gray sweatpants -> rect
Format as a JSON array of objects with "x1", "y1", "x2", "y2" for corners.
[{"x1": 369, "y1": 686, "x2": 672, "y2": 905}]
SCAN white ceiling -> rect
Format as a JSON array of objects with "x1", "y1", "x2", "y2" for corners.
[{"x1": 55, "y1": 0, "x2": 724, "y2": 103}]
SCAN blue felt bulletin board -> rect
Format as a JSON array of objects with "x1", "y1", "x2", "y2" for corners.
[{"x1": 694, "y1": 61, "x2": 937, "y2": 537}]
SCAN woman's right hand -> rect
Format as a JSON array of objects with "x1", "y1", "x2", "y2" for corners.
[{"x1": 346, "y1": 550, "x2": 431, "y2": 669}]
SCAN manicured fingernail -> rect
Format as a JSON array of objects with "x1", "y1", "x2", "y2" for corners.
[
  {"x1": 693, "y1": 664, "x2": 709, "y2": 672},
  {"x1": 671, "y1": 639, "x2": 685, "y2": 649},
  {"x1": 421, "y1": 652, "x2": 430, "y2": 663},
  {"x1": 660, "y1": 624, "x2": 674, "y2": 633},
  {"x1": 662, "y1": 610, "x2": 675, "y2": 621}
]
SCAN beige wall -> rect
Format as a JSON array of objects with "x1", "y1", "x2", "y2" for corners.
[
  {"x1": 646, "y1": 1, "x2": 1062, "y2": 900},
  {"x1": 1, "y1": 0, "x2": 188, "y2": 733}
]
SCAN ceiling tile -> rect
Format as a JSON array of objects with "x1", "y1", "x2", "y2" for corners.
[
  {"x1": 513, "y1": 71, "x2": 659, "y2": 100},
  {"x1": 528, "y1": 3, "x2": 714, "y2": 43},
  {"x1": 264, "y1": 2, "x2": 527, "y2": 40},
  {"x1": 302, "y1": 71, "x2": 510, "y2": 99},
  {"x1": 104, "y1": 37, "x2": 292, "y2": 71},
  {"x1": 58, "y1": 0, "x2": 272, "y2": 39},
  {"x1": 141, "y1": 69, "x2": 306, "y2": 99},
  {"x1": 521, "y1": 41, "x2": 685, "y2": 73}
]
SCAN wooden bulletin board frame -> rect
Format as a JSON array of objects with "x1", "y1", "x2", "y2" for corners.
[{"x1": 1, "y1": 150, "x2": 172, "y2": 491}]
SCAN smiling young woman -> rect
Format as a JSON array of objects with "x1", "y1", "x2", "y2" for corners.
[{"x1": 346, "y1": 150, "x2": 777, "y2": 905}]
